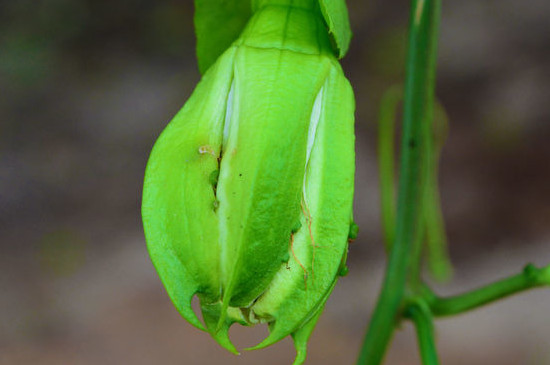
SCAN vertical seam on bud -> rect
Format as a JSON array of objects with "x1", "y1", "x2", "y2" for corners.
[
  {"x1": 300, "y1": 82, "x2": 325, "y2": 283},
  {"x1": 303, "y1": 85, "x2": 324, "y2": 204},
  {"x1": 222, "y1": 80, "x2": 236, "y2": 152},
  {"x1": 218, "y1": 76, "x2": 237, "y2": 293}
]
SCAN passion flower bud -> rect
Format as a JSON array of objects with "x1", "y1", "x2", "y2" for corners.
[{"x1": 142, "y1": 0, "x2": 355, "y2": 363}]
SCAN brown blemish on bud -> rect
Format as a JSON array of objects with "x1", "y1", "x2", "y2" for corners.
[{"x1": 198, "y1": 145, "x2": 217, "y2": 156}]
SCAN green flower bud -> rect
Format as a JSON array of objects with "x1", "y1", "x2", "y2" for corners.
[{"x1": 142, "y1": 1, "x2": 355, "y2": 363}]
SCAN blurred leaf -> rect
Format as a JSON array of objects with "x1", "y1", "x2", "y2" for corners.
[
  {"x1": 377, "y1": 85, "x2": 403, "y2": 252},
  {"x1": 194, "y1": 0, "x2": 251, "y2": 74}
]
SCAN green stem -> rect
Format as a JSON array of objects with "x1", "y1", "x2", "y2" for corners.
[
  {"x1": 405, "y1": 301, "x2": 440, "y2": 365},
  {"x1": 357, "y1": 0, "x2": 441, "y2": 363},
  {"x1": 423, "y1": 264, "x2": 550, "y2": 317}
]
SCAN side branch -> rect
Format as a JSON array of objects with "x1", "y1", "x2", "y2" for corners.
[{"x1": 422, "y1": 264, "x2": 550, "y2": 317}]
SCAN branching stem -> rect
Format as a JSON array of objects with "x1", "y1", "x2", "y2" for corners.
[
  {"x1": 423, "y1": 264, "x2": 550, "y2": 317},
  {"x1": 357, "y1": 0, "x2": 441, "y2": 364},
  {"x1": 360, "y1": 0, "x2": 549, "y2": 363},
  {"x1": 405, "y1": 300, "x2": 440, "y2": 365}
]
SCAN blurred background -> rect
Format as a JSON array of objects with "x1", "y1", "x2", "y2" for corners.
[{"x1": 1, "y1": 0, "x2": 549, "y2": 364}]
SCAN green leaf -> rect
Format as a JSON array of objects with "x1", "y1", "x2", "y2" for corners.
[
  {"x1": 142, "y1": 47, "x2": 237, "y2": 330},
  {"x1": 317, "y1": 0, "x2": 352, "y2": 58},
  {"x1": 247, "y1": 61, "x2": 355, "y2": 350},
  {"x1": 194, "y1": 0, "x2": 252, "y2": 74}
]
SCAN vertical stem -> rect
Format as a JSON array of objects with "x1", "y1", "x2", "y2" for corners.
[
  {"x1": 357, "y1": 0, "x2": 441, "y2": 363},
  {"x1": 407, "y1": 302, "x2": 440, "y2": 365}
]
